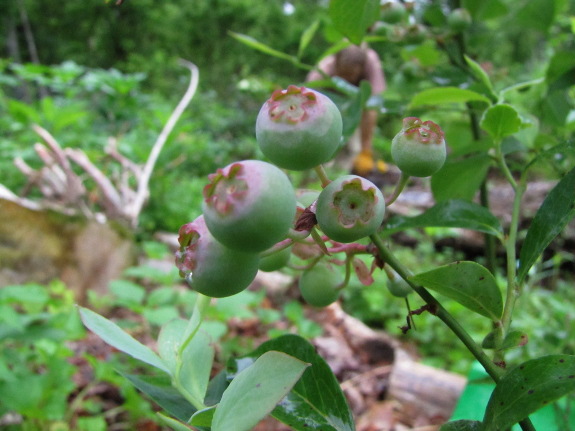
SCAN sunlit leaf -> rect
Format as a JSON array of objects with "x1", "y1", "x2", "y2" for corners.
[
  {"x1": 410, "y1": 87, "x2": 491, "y2": 107},
  {"x1": 79, "y1": 307, "x2": 168, "y2": 373},
  {"x1": 212, "y1": 351, "x2": 309, "y2": 431},
  {"x1": 234, "y1": 334, "x2": 355, "y2": 431}
]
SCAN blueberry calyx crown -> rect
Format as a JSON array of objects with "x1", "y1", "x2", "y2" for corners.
[
  {"x1": 203, "y1": 163, "x2": 248, "y2": 215},
  {"x1": 402, "y1": 117, "x2": 445, "y2": 145},
  {"x1": 267, "y1": 85, "x2": 318, "y2": 124}
]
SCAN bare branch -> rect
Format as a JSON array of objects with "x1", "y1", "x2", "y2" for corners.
[
  {"x1": 65, "y1": 148, "x2": 123, "y2": 218},
  {"x1": 125, "y1": 60, "x2": 199, "y2": 226}
]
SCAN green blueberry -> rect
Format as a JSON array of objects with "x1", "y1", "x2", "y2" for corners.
[
  {"x1": 447, "y1": 8, "x2": 472, "y2": 33},
  {"x1": 256, "y1": 86, "x2": 343, "y2": 171},
  {"x1": 175, "y1": 216, "x2": 260, "y2": 298},
  {"x1": 316, "y1": 175, "x2": 386, "y2": 243},
  {"x1": 259, "y1": 246, "x2": 292, "y2": 272},
  {"x1": 380, "y1": 1, "x2": 407, "y2": 24},
  {"x1": 202, "y1": 160, "x2": 296, "y2": 253},
  {"x1": 298, "y1": 263, "x2": 341, "y2": 307},
  {"x1": 391, "y1": 117, "x2": 446, "y2": 177},
  {"x1": 386, "y1": 275, "x2": 412, "y2": 298}
]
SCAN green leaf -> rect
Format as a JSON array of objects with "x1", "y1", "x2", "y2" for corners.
[
  {"x1": 440, "y1": 420, "x2": 484, "y2": 431},
  {"x1": 158, "y1": 319, "x2": 186, "y2": 373},
  {"x1": 499, "y1": 78, "x2": 544, "y2": 101},
  {"x1": 179, "y1": 329, "x2": 214, "y2": 404},
  {"x1": 546, "y1": 50, "x2": 575, "y2": 91},
  {"x1": 190, "y1": 406, "x2": 216, "y2": 427},
  {"x1": 410, "y1": 87, "x2": 491, "y2": 108},
  {"x1": 156, "y1": 413, "x2": 196, "y2": 431},
  {"x1": 298, "y1": 19, "x2": 321, "y2": 59},
  {"x1": 462, "y1": 0, "x2": 508, "y2": 20},
  {"x1": 483, "y1": 355, "x2": 575, "y2": 431},
  {"x1": 482, "y1": 329, "x2": 528, "y2": 350},
  {"x1": 328, "y1": 0, "x2": 379, "y2": 44},
  {"x1": 156, "y1": 318, "x2": 214, "y2": 405},
  {"x1": 229, "y1": 32, "x2": 303, "y2": 67},
  {"x1": 120, "y1": 372, "x2": 195, "y2": 422},
  {"x1": 78, "y1": 307, "x2": 169, "y2": 373},
  {"x1": 518, "y1": 167, "x2": 575, "y2": 282},
  {"x1": 480, "y1": 104, "x2": 522, "y2": 140},
  {"x1": 464, "y1": 55, "x2": 497, "y2": 101},
  {"x1": 233, "y1": 334, "x2": 355, "y2": 431},
  {"x1": 384, "y1": 200, "x2": 502, "y2": 238},
  {"x1": 212, "y1": 351, "x2": 309, "y2": 431},
  {"x1": 109, "y1": 280, "x2": 146, "y2": 306},
  {"x1": 409, "y1": 261, "x2": 503, "y2": 320},
  {"x1": 431, "y1": 155, "x2": 492, "y2": 202}
]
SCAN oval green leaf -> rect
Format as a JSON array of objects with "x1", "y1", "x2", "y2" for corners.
[
  {"x1": 157, "y1": 413, "x2": 197, "y2": 431},
  {"x1": 212, "y1": 351, "x2": 309, "y2": 431},
  {"x1": 190, "y1": 405, "x2": 217, "y2": 427},
  {"x1": 157, "y1": 318, "x2": 215, "y2": 406},
  {"x1": 78, "y1": 307, "x2": 168, "y2": 373},
  {"x1": 518, "y1": 167, "x2": 575, "y2": 283},
  {"x1": 119, "y1": 372, "x2": 195, "y2": 422},
  {"x1": 229, "y1": 32, "x2": 299, "y2": 64},
  {"x1": 409, "y1": 261, "x2": 503, "y2": 320},
  {"x1": 480, "y1": 104, "x2": 522, "y2": 140},
  {"x1": 384, "y1": 200, "x2": 502, "y2": 238},
  {"x1": 234, "y1": 334, "x2": 355, "y2": 431},
  {"x1": 410, "y1": 87, "x2": 491, "y2": 108},
  {"x1": 431, "y1": 155, "x2": 492, "y2": 202},
  {"x1": 328, "y1": 0, "x2": 379, "y2": 44},
  {"x1": 483, "y1": 355, "x2": 575, "y2": 431},
  {"x1": 464, "y1": 55, "x2": 497, "y2": 101},
  {"x1": 298, "y1": 19, "x2": 321, "y2": 59}
]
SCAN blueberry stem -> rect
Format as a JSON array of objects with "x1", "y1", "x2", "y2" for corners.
[
  {"x1": 385, "y1": 171, "x2": 410, "y2": 206},
  {"x1": 314, "y1": 164, "x2": 331, "y2": 187}
]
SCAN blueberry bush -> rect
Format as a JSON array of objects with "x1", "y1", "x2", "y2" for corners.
[{"x1": 77, "y1": 0, "x2": 575, "y2": 430}]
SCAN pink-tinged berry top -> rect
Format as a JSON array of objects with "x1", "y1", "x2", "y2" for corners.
[
  {"x1": 175, "y1": 219, "x2": 203, "y2": 276},
  {"x1": 203, "y1": 163, "x2": 249, "y2": 216},
  {"x1": 332, "y1": 177, "x2": 380, "y2": 228},
  {"x1": 402, "y1": 117, "x2": 445, "y2": 145},
  {"x1": 267, "y1": 85, "x2": 318, "y2": 124}
]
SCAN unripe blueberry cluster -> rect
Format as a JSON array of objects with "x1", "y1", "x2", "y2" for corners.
[{"x1": 176, "y1": 86, "x2": 445, "y2": 306}]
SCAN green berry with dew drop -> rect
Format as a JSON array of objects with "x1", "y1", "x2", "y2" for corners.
[
  {"x1": 259, "y1": 246, "x2": 292, "y2": 272},
  {"x1": 316, "y1": 175, "x2": 386, "y2": 243},
  {"x1": 202, "y1": 160, "x2": 296, "y2": 253},
  {"x1": 391, "y1": 117, "x2": 446, "y2": 177},
  {"x1": 256, "y1": 86, "x2": 343, "y2": 171},
  {"x1": 299, "y1": 262, "x2": 342, "y2": 307},
  {"x1": 175, "y1": 215, "x2": 259, "y2": 298}
]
